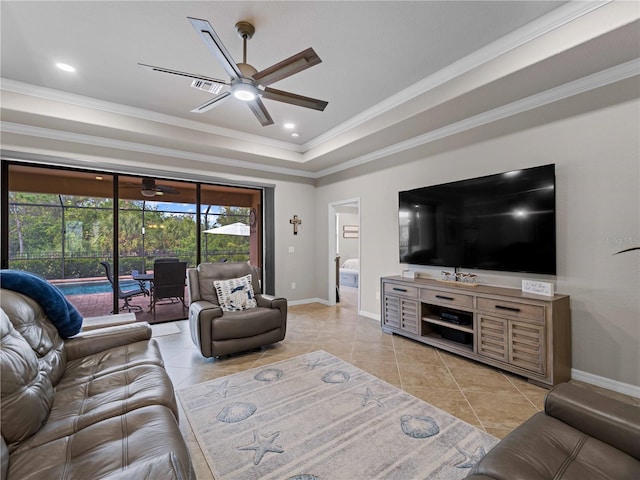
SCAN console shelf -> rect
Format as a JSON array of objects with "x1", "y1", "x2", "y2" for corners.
[
  {"x1": 422, "y1": 316, "x2": 474, "y2": 334},
  {"x1": 381, "y1": 276, "x2": 571, "y2": 387}
]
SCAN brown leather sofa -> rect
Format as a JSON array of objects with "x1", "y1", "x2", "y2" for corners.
[
  {"x1": 467, "y1": 382, "x2": 640, "y2": 479},
  {"x1": 187, "y1": 262, "x2": 287, "y2": 357},
  {"x1": 1, "y1": 289, "x2": 195, "y2": 480}
]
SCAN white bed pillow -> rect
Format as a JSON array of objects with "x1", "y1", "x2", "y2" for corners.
[
  {"x1": 213, "y1": 274, "x2": 257, "y2": 311},
  {"x1": 341, "y1": 258, "x2": 359, "y2": 270}
]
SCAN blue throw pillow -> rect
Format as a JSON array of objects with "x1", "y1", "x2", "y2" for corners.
[{"x1": 0, "y1": 270, "x2": 83, "y2": 338}]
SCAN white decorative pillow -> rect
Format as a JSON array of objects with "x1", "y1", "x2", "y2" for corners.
[{"x1": 214, "y1": 274, "x2": 257, "y2": 312}]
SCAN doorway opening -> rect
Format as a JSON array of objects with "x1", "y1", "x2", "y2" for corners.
[{"x1": 328, "y1": 198, "x2": 360, "y2": 313}]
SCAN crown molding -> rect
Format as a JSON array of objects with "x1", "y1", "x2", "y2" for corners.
[
  {"x1": 3, "y1": 58, "x2": 636, "y2": 181},
  {"x1": 302, "y1": 0, "x2": 612, "y2": 152},
  {"x1": 315, "y1": 59, "x2": 639, "y2": 178},
  {"x1": 0, "y1": 78, "x2": 304, "y2": 155},
  {"x1": 0, "y1": 121, "x2": 316, "y2": 179}
]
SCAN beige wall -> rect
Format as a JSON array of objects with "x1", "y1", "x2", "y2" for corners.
[
  {"x1": 314, "y1": 98, "x2": 640, "y2": 388},
  {"x1": 275, "y1": 181, "x2": 317, "y2": 301}
]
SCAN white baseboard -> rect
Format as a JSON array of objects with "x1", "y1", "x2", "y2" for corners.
[
  {"x1": 287, "y1": 299, "x2": 379, "y2": 320},
  {"x1": 287, "y1": 298, "x2": 328, "y2": 307},
  {"x1": 358, "y1": 310, "x2": 380, "y2": 321},
  {"x1": 571, "y1": 369, "x2": 640, "y2": 399}
]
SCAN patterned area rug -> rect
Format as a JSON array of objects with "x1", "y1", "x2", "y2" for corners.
[{"x1": 178, "y1": 351, "x2": 498, "y2": 480}]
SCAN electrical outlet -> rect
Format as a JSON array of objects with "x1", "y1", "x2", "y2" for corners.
[
  {"x1": 288, "y1": 246, "x2": 295, "y2": 253},
  {"x1": 375, "y1": 291, "x2": 380, "y2": 300},
  {"x1": 291, "y1": 282, "x2": 296, "y2": 289}
]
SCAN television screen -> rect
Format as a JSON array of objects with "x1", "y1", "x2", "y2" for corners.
[{"x1": 399, "y1": 164, "x2": 556, "y2": 275}]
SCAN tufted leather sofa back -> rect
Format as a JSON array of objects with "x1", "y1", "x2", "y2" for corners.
[
  {"x1": 0, "y1": 289, "x2": 66, "y2": 386},
  {"x1": 0, "y1": 308, "x2": 55, "y2": 452}
]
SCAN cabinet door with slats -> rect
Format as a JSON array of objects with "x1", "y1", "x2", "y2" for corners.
[
  {"x1": 400, "y1": 299, "x2": 419, "y2": 334},
  {"x1": 477, "y1": 315, "x2": 508, "y2": 362},
  {"x1": 509, "y1": 320, "x2": 545, "y2": 374},
  {"x1": 383, "y1": 295, "x2": 401, "y2": 328}
]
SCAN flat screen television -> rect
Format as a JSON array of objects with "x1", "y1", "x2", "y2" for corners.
[{"x1": 399, "y1": 164, "x2": 556, "y2": 275}]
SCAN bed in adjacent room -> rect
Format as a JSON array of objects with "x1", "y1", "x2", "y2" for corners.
[{"x1": 339, "y1": 258, "x2": 359, "y2": 287}]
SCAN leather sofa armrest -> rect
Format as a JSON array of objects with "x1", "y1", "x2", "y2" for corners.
[
  {"x1": 545, "y1": 382, "x2": 640, "y2": 460},
  {"x1": 189, "y1": 300, "x2": 223, "y2": 358},
  {"x1": 256, "y1": 294, "x2": 287, "y2": 310},
  {"x1": 64, "y1": 322, "x2": 152, "y2": 361},
  {"x1": 256, "y1": 294, "x2": 287, "y2": 328},
  {"x1": 190, "y1": 300, "x2": 223, "y2": 319}
]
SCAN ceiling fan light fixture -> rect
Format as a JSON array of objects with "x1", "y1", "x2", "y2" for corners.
[
  {"x1": 141, "y1": 189, "x2": 157, "y2": 197},
  {"x1": 232, "y1": 83, "x2": 257, "y2": 101}
]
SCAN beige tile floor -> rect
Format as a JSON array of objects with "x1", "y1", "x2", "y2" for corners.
[{"x1": 154, "y1": 288, "x2": 639, "y2": 479}]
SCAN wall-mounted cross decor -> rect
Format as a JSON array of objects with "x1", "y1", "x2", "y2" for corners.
[{"x1": 289, "y1": 215, "x2": 301, "y2": 235}]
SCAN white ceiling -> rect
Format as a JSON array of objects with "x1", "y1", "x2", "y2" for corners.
[{"x1": 1, "y1": 1, "x2": 638, "y2": 180}]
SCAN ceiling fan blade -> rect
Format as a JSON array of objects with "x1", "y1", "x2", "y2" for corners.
[
  {"x1": 262, "y1": 87, "x2": 328, "y2": 111},
  {"x1": 247, "y1": 97, "x2": 274, "y2": 126},
  {"x1": 137, "y1": 63, "x2": 228, "y2": 85},
  {"x1": 188, "y1": 17, "x2": 242, "y2": 80},
  {"x1": 253, "y1": 47, "x2": 322, "y2": 86},
  {"x1": 191, "y1": 92, "x2": 231, "y2": 113},
  {"x1": 157, "y1": 185, "x2": 180, "y2": 194}
]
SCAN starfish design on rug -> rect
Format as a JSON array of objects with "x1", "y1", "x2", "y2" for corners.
[
  {"x1": 354, "y1": 386, "x2": 388, "y2": 407},
  {"x1": 238, "y1": 430, "x2": 285, "y2": 465},
  {"x1": 454, "y1": 446, "x2": 487, "y2": 468},
  {"x1": 302, "y1": 358, "x2": 325, "y2": 370},
  {"x1": 204, "y1": 379, "x2": 238, "y2": 399}
]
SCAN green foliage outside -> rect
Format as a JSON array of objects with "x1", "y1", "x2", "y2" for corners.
[{"x1": 8, "y1": 192, "x2": 250, "y2": 280}]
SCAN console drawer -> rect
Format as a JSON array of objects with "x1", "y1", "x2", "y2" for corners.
[
  {"x1": 420, "y1": 288, "x2": 473, "y2": 309},
  {"x1": 477, "y1": 297, "x2": 544, "y2": 323},
  {"x1": 383, "y1": 282, "x2": 418, "y2": 298}
]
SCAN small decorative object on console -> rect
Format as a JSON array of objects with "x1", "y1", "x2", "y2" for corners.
[
  {"x1": 439, "y1": 271, "x2": 477, "y2": 286},
  {"x1": 522, "y1": 279, "x2": 554, "y2": 296}
]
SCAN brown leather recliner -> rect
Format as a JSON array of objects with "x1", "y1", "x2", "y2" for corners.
[
  {"x1": 186, "y1": 262, "x2": 287, "y2": 357},
  {"x1": 466, "y1": 382, "x2": 640, "y2": 479}
]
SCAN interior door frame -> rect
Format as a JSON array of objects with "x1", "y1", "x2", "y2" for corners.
[{"x1": 327, "y1": 198, "x2": 360, "y2": 310}]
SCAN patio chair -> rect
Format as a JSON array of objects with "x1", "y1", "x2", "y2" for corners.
[
  {"x1": 99, "y1": 261, "x2": 146, "y2": 312},
  {"x1": 186, "y1": 262, "x2": 287, "y2": 357},
  {"x1": 151, "y1": 261, "x2": 187, "y2": 318}
]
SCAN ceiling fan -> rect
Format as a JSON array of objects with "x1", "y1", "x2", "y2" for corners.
[
  {"x1": 138, "y1": 17, "x2": 328, "y2": 126},
  {"x1": 122, "y1": 178, "x2": 180, "y2": 197}
]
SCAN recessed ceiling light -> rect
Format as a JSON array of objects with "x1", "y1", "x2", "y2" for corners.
[
  {"x1": 56, "y1": 62, "x2": 76, "y2": 73},
  {"x1": 95, "y1": 176, "x2": 103, "y2": 180},
  {"x1": 291, "y1": 132, "x2": 300, "y2": 138},
  {"x1": 284, "y1": 123, "x2": 295, "y2": 130}
]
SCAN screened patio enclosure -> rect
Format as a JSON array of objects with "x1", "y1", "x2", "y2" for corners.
[{"x1": 4, "y1": 163, "x2": 263, "y2": 319}]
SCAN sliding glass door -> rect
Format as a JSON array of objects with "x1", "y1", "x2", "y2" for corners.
[
  {"x1": 6, "y1": 165, "x2": 116, "y2": 316},
  {"x1": 3, "y1": 162, "x2": 265, "y2": 319}
]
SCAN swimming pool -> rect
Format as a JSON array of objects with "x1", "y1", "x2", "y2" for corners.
[{"x1": 54, "y1": 280, "x2": 144, "y2": 296}]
